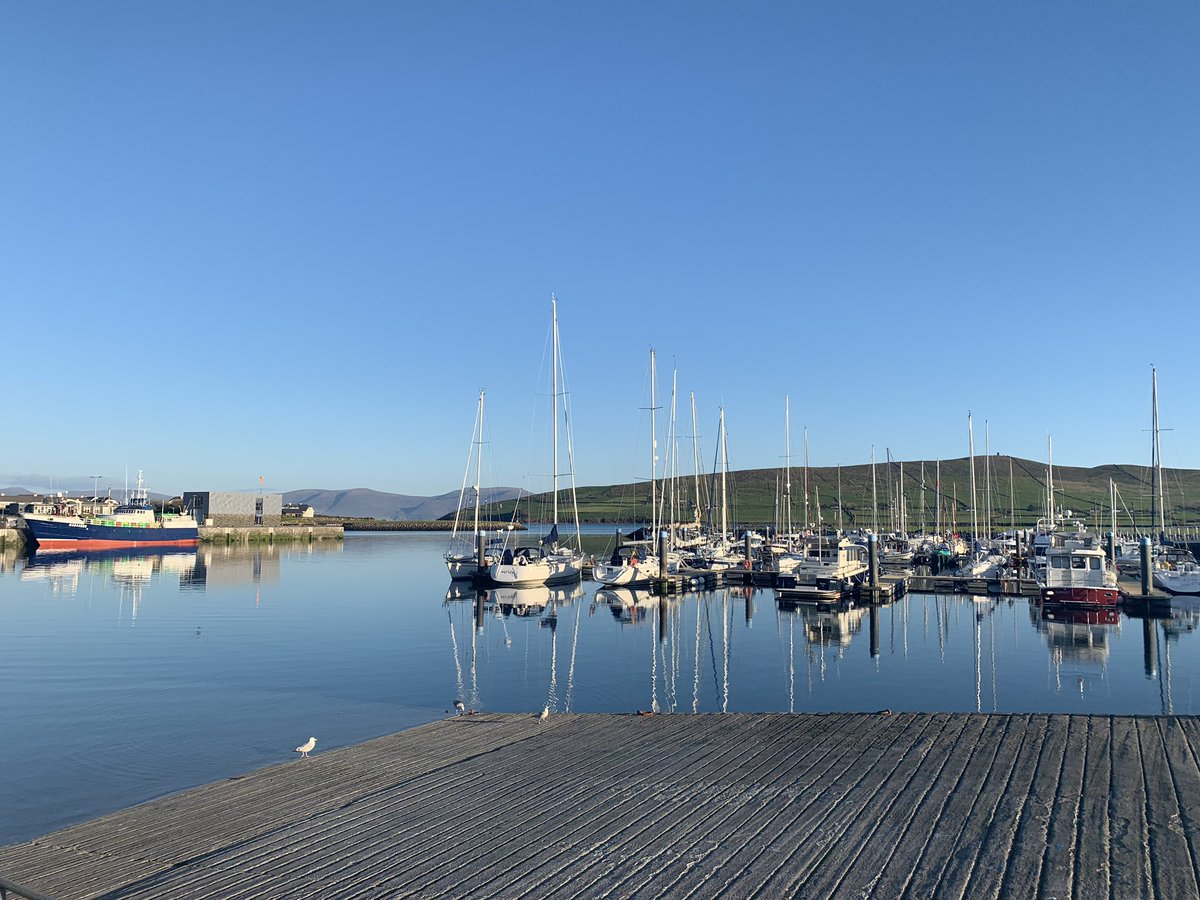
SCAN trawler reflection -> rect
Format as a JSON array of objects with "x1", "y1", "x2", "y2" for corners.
[
  {"x1": 20, "y1": 547, "x2": 202, "y2": 624},
  {"x1": 1034, "y1": 603, "x2": 1120, "y2": 664},
  {"x1": 18, "y1": 542, "x2": 340, "y2": 597},
  {"x1": 22, "y1": 547, "x2": 198, "y2": 596},
  {"x1": 1032, "y1": 601, "x2": 1120, "y2": 697},
  {"x1": 775, "y1": 598, "x2": 868, "y2": 649}
]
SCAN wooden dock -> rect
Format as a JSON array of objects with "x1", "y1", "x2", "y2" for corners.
[{"x1": 4, "y1": 713, "x2": 1200, "y2": 898}]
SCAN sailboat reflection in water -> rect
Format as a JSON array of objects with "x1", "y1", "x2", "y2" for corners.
[
  {"x1": 490, "y1": 582, "x2": 584, "y2": 618},
  {"x1": 597, "y1": 587, "x2": 657, "y2": 624}
]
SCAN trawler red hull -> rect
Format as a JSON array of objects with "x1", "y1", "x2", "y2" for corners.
[{"x1": 1039, "y1": 585, "x2": 1119, "y2": 607}]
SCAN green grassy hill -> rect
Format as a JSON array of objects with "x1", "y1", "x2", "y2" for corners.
[{"x1": 481, "y1": 455, "x2": 1200, "y2": 531}]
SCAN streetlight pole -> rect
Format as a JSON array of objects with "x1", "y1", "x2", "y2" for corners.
[{"x1": 90, "y1": 475, "x2": 103, "y2": 499}]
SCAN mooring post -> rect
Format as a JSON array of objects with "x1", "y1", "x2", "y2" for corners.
[
  {"x1": 1107, "y1": 531, "x2": 1116, "y2": 564},
  {"x1": 1140, "y1": 536, "x2": 1153, "y2": 597},
  {"x1": 659, "y1": 530, "x2": 668, "y2": 580},
  {"x1": 744, "y1": 530, "x2": 753, "y2": 563},
  {"x1": 476, "y1": 531, "x2": 487, "y2": 573},
  {"x1": 868, "y1": 533, "x2": 879, "y2": 589}
]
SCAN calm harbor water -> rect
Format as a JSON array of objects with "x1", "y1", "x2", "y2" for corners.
[{"x1": 2, "y1": 529, "x2": 1199, "y2": 845}]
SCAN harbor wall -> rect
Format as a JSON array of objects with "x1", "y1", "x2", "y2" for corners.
[
  {"x1": 340, "y1": 520, "x2": 519, "y2": 532},
  {"x1": 198, "y1": 525, "x2": 343, "y2": 544},
  {"x1": 0, "y1": 526, "x2": 26, "y2": 550}
]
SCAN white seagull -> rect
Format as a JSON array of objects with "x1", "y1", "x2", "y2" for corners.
[
  {"x1": 453, "y1": 699, "x2": 466, "y2": 715},
  {"x1": 295, "y1": 737, "x2": 317, "y2": 758},
  {"x1": 539, "y1": 705, "x2": 550, "y2": 722}
]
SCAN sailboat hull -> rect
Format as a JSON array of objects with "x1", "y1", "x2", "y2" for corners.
[{"x1": 489, "y1": 559, "x2": 581, "y2": 587}]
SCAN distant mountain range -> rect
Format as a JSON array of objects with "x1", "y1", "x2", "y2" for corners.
[
  {"x1": 284, "y1": 487, "x2": 522, "y2": 521},
  {"x1": 0, "y1": 476, "x2": 522, "y2": 521}
]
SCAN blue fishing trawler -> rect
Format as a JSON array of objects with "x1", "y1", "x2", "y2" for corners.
[{"x1": 23, "y1": 471, "x2": 199, "y2": 551}]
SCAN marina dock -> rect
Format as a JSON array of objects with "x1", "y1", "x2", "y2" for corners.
[{"x1": 3, "y1": 712, "x2": 1199, "y2": 899}]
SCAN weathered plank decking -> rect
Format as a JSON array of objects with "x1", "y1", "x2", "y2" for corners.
[{"x1": 3, "y1": 713, "x2": 1199, "y2": 898}]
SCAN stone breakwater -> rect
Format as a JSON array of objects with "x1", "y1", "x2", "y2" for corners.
[
  {"x1": 0, "y1": 527, "x2": 26, "y2": 550},
  {"x1": 338, "y1": 520, "x2": 522, "y2": 532},
  {"x1": 198, "y1": 525, "x2": 344, "y2": 544}
]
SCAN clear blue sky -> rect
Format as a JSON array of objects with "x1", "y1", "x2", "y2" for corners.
[{"x1": 3, "y1": 2, "x2": 1198, "y2": 497}]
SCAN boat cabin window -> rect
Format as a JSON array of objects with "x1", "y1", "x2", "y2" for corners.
[
  {"x1": 1090, "y1": 557, "x2": 1101, "y2": 570},
  {"x1": 1071, "y1": 557, "x2": 1086, "y2": 569},
  {"x1": 1051, "y1": 556, "x2": 1069, "y2": 569}
]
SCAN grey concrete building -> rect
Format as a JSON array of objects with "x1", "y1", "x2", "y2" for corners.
[{"x1": 183, "y1": 491, "x2": 283, "y2": 526}]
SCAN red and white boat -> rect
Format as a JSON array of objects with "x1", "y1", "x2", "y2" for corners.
[{"x1": 1039, "y1": 544, "x2": 1119, "y2": 607}]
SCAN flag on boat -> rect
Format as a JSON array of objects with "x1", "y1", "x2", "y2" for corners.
[{"x1": 541, "y1": 524, "x2": 559, "y2": 546}]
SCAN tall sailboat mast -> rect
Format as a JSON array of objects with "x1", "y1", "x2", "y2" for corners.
[
  {"x1": 649, "y1": 348, "x2": 657, "y2": 537},
  {"x1": 1047, "y1": 434, "x2": 1055, "y2": 527},
  {"x1": 1009, "y1": 457, "x2": 1016, "y2": 531},
  {"x1": 920, "y1": 461, "x2": 926, "y2": 535},
  {"x1": 690, "y1": 392, "x2": 702, "y2": 525},
  {"x1": 1151, "y1": 366, "x2": 1166, "y2": 540},
  {"x1": 784, "y1": 396, "x2": 793, "y2": 537},
  {"x1": 984, "y1": 420, "x2": 992, "y2": 542},
  {"x1": 473, "y1": 390, "x2": 485, "y2": 538},
  {"x1": 935, "y1": 459, "x2": 942, "y2": 536},
  {"x1": 803, "y1": 427, "x2": 810, "y2": 531},
  {"x1": 1110, "y1": 477, "x2": 1118, "y2": 539},
  {"x1": 837, "y1": 464, "x2": 843, "y2": 533},
  {"x1": 886, "y1": 449, "x2": 894, "y2": 532},
  {"x1": 719, "y1": 407, "x2": 728, "y2": 541},
  {"x1": 551, "y1": 297, "x2": 560, "y2": 534},
  {"x1": 968, "y1": 413, "x2": 979, "y2": 547},
  {"x1": 669, "y1": 366, "x2": 678, "y2": 541}
]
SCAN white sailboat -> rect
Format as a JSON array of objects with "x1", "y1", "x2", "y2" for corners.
[
  {"x1": 959, "y1": 414, "x2": 1006, "y2": 578},
  {"x1": 445, "y1": 389, "x2": 498, "y2": 579},
  {"x1": 593, "y1": 348, "x2": 679, "y2": 587},
  {"x1": 693, "y1": 407, "x2": 743, "y2": 570},
  {"x1": 489, "y1": 298, "x2": 583, "y2": 588}
]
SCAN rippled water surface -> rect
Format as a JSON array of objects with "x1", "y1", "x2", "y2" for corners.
[{"x1": 2, "y1": 530, "x2": 1199, "y2": 844}]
